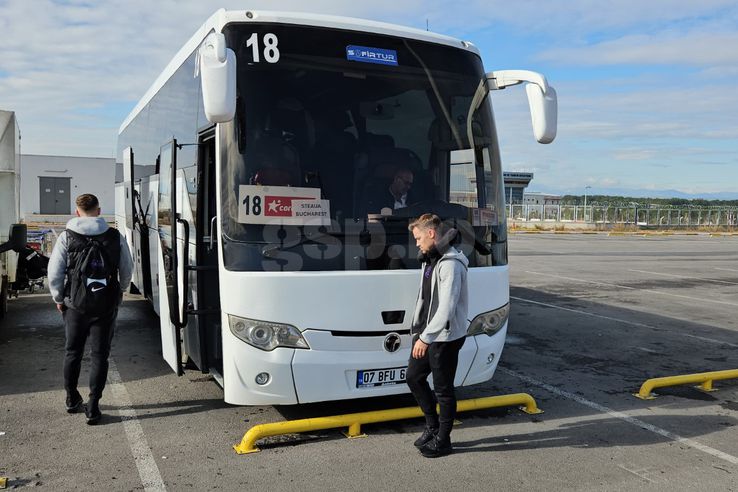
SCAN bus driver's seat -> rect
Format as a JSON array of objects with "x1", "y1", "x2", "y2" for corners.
[
  {"x1": 248, "y1": 137, "x2": 301, "y2": 187},
  {"x1": 358, "y1": 146, "x2": 422, "y2": 215}
]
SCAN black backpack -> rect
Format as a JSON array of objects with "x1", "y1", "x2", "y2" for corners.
[{"x1": 65, "y1": 228, "x2": 121, "y2": 316}]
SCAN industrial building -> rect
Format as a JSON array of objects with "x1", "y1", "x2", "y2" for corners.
[{"x1": 19, "y1": 154, "x2": 115, "y2": 220}]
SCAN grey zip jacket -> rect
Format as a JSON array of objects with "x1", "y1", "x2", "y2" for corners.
[
  {"x1": 48, "y1": 217, "x2": 133, "y2": 305},
  {"x1": 411, "y1": 242, "x2": 469, "y2": 344}
]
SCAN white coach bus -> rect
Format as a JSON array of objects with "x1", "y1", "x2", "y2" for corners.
[{"x1": 115, "y1": 9, "x2": 556, "y2": 405}]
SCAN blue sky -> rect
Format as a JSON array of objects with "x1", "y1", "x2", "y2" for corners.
[{"x1": 1, "y1": 0, "x2": 736, "y2": 198}]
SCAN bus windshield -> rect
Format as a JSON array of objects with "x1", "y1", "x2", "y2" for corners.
[{"x1": 220, "y1": 23, "x2": 506, "y2": 272}]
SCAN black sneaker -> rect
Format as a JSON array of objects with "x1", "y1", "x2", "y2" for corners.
[
  {"x1": 419, "y1": 435, "x2": 453, "y2": 458},
  {"x1": 85, "y1": 400, "x2": 102, "y2": 425},
  {"x1": 65, "y1": 391, "x2": 84, "y2": 414},
  {"x1": 413, "y1": 427, "x2": 438, "y2": 448}
]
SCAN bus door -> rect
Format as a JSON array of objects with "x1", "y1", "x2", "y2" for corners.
[
  {"x1": 158, "y1": 134, "x2": 222, "y2": 377},
  {"x1": 181, "y1": 128, "x2": 222, "y2": 375},
  {"x1": 157, "y1": 140, "x2": 185, "y2": 375},
  {"x1": 182, "y1": 127, "x2": 222, "y2": 374},
  {"x1": 123, "y1": 148, "x2": 153, "y2": 301},
  {"x1": 136, "y1": 188, "x2": 154, "y2": 302}
]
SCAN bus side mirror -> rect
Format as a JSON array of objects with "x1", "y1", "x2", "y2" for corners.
[
  {"x1": 9, "y1": 224, "x2": 26, "y2": 252},
  {"x1": 199, "y1": 32, "x2": 237, "y2": 123},
  {"x1": 526, "y1": 84, "x2": 557, "y2": 144},
  {"x1": 0, "y1": 223, "x2": 26, "y2": 254},
  {"x1": 487, "y1": 70, "x2": 558, "y2": 144}
]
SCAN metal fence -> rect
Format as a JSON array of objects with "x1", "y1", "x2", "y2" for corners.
[{"x1": 506, "y1": 204, "x2": 738, "y2": 227}]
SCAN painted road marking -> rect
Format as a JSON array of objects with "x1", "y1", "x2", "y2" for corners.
[
  {"x1": 500, "y1": 368, "x2": 738, "y2": 466},
  {"x1": 108, "y1": 359, "x2": 166, "y2": 492},
  {"x1": 628, "y1": 269, "x2": 738, "y2": 286},
  {"x1": 525, "y1": 271, "x2": 738, "y2": 307},
  {"x1": 510, "y1": 296, "x2": 738, "y2": 348},
  {"x1": 617, "y1": 464, "x2": 656, "y2": 483}
]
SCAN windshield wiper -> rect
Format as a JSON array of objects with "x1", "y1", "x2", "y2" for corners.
[{"x1": 261, "y1": 230, "x2": 344, "y2": 257}]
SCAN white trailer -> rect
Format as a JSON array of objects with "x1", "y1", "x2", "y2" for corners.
[{"x1": 0, "y1": 110, "x2": 24, "y2": 319}]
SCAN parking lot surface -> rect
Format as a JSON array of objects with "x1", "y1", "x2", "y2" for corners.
[{"x1": 1, "y1": 233, "x2": 737, "y2": 491}]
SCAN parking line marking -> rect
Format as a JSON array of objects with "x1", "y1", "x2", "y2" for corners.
[
  {"x1": 108, "y1": 359, "x2": 167, "y2": 492},
  {"x1": 525, "y1": 271, "x2": 738, "y2": 307},
  {"x1": 511, "y1": 296, "x2": 738, "y2": 349},
  {"x1": 636, "y1": 347, "x2": 659, "y2": 354},
  {"x1": 616, "y1": 464, "x2": 655, "y2": 483},
  {"x1": 628, "y1": 269, "x2": 738, "y2": 286},
  {"x1": 500, "y1": 368, "x2": 738, "y2": 466}
]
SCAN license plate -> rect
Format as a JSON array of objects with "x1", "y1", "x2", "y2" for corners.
[{"x1": 357, "y1": 367, "x2": 406, "y2": 388}]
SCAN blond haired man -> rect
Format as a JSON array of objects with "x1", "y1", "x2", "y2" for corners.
[{"x1": 406, "y1": 213, "x2": 468, "y2": 457}]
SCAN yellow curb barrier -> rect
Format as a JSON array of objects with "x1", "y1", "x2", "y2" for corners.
[
  {"x1": 233, "y1": 393, "x2": 542, "y2": 454},
  {"x1": 634, "y1": 369, "x2": 738, "y2": 400}
]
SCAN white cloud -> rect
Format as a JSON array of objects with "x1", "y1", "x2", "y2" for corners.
[
  {"x1": 538, "y1": 31, "x2": 738, "y2": 67},
  {"x1": 437, "y1": 1, "x2": 738, "y2": 39},
  {"x1": 614, "y1": 149, "x2": 658, "y2": 161},
  {"x1": 596, "y1": 177, "x2": 621, "y2": 187},
  {"x1": 1, "y1": 0, "x2": 737, "y2": 195}
]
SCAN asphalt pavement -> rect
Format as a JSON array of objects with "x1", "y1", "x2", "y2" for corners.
[{"x1": 1, "y1": 233, "x2": 737, "y2": 491}]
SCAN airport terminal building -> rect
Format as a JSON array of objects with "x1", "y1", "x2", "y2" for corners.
[{"x1": 503, "y1": 171, "x2": 534, "y2": 204}]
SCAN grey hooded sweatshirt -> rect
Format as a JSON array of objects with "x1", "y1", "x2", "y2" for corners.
[
  {"x1": 48, "y1": 217, "x2": 133, "y2": 306},
  {"x1": 411, "y1": 241, "x2": 469, "y2": 345}
]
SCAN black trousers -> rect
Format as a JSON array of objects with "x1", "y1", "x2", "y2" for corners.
[
  {"x1": 406, "y1": 336, "x2": 465, "y2": 441},
  {"x1": 63, "y1": 307, "x2": 117, "y2": 401}
]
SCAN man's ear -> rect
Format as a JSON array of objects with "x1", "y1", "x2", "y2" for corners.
[
  {"x1": 428, "y1": 228, "x2": 437, "y2": 239},
  {"x1": 75, "y1": 209, "x2": 80, "y2": 217}
]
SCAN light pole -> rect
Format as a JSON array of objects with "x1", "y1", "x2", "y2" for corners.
[
  {"x1": 629, "y1": 201, "x2": 639, "y2": 226},
  {"x1": 583, "y1": 185, "x2": 591, "y2": 222}
]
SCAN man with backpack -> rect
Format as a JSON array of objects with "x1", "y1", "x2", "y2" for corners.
[{"x1": 48, "y1": 193, "x2": 133, "y2": 425}]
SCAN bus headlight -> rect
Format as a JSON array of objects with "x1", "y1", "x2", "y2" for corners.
[
  {"x1": 467, "y1": 303, "x2": 509, "y2": 337},
  {"x1": 228, "y1": 315, "x2": 310, "y2": 351}
]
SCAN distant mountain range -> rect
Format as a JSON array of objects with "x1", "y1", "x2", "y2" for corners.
[{"x1": 528, "y1": 187, "x2": 738, "y2": 201}]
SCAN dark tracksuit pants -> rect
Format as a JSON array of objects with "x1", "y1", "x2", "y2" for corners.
[
  {"x1": 63, "y1": 307, "x2": 117, "y2": 401},
  {"x1": 406, "y1": 336, "x2": 466, "y2": 441}
]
